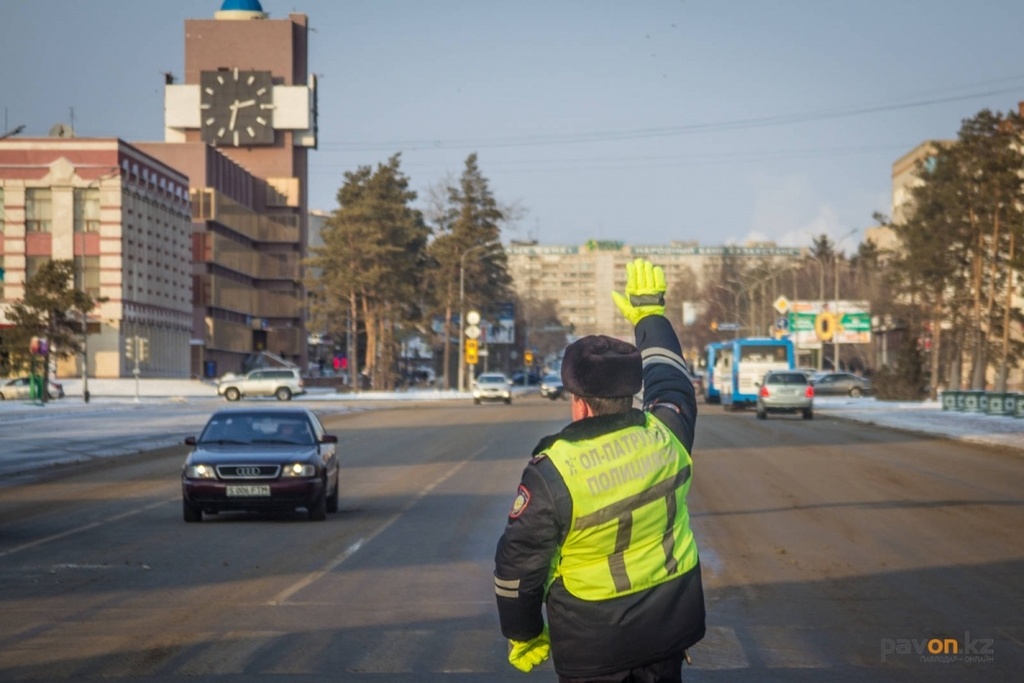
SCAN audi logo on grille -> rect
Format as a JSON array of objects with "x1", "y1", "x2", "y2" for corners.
[{"x1": 217, "y1": 464, "x2": 279, "y2": 479}]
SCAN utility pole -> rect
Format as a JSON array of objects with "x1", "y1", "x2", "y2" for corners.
[
  {"x1": 78, "y1": 232, "x2": 90, "y2": 402},
  {"x1": 833, "y1": 228, "x2": 858, "y2": 372},
  {"x1": 458, "y1": 244, "x2": 495, "y2": 392}
]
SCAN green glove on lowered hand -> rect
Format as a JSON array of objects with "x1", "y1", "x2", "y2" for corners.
[
  {"x1": 508, "y1": 626, "x2": 550, "y2": 673},
  {"x1": 612, "y1": 258, "x2": 667, "y2": 325}
]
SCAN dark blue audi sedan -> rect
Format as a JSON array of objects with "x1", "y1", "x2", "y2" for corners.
[{"x1": 181, "y1": 407, "x2": 339, "y2": 522}]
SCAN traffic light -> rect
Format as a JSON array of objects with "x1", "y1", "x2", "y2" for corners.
[
  {"x1": 524, "y1": 350, "x2": 534, "y2": 366},
  {"x1": 138, "y1": 338, "x2": 150, "y2": 362},
  {"x1": 465, "y1": 338, "x2": 479, "y2": 365}
]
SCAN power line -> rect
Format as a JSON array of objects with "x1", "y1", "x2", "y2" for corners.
[
  {"x1": 316, "y1": 83, "x2": 1024, "y2": 153},
  {"x1": 310, "y1": 142, "x2": 912, "y2": 173}
]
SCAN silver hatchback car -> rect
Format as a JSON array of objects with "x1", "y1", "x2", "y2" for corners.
[{"x1": 756, "y1": 370, "x2": 814, "y2": 420}]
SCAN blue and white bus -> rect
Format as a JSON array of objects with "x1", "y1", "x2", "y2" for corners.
[
  {"x1": 718, "y1": 337, "x2": 795, "y2": 409},
  {"x1": 703, "y1": 341, "x2": 730, "y2": 404}
]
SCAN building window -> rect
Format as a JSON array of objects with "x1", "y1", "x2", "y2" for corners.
[
  {"x1": 26, "y1": 256, "x2": 49, "y2": 281},
  {"x1": 0, "y1": 255, "x2": 4, "y2": 300},
  {"x1": 26, "y1": 188, "x2": 52, "y2": 233},
  {"x1": 77, "y1": 255, "x2": 101, "y2": 299},
  {"x1": 0, "y1": 188, "x2": 5, "y2": 234},
  {"x1": 74, "y1": 188, "x2": 101, "y2": 232}
]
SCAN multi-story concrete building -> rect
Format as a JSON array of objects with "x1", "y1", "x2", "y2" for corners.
[
  {"x1": 0, "y1": 138, "x2": 193, "y2": 378},
  {"x1": 153, "y1": 0, "x2": 317, "y2": 377},
  {"x1": 866, "y1": 140, "x2": 954, "y2": 256},
  {"x1": 137, "y1": 142, "x2": 302, "y2": 378},
  {"x1": 506, "y1": 239, "x2": 801, "y2": 340}
]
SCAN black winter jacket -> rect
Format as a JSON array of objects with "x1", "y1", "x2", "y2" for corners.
[{"x1": 494, "y1": 316, "x2": 706, "y2": 678}]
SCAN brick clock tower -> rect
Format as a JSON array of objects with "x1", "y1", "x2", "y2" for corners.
[{"x1": 159, "y1": 0, "x2": 317, "y2": 376}]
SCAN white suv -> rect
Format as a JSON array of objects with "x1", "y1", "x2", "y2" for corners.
[{"x1": 217, "y1": 368, "x2": 305, "y2": 401}]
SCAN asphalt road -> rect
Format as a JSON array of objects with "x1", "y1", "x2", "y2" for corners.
[{"x1": 0, "y1": 396, "x2": 1020, "y2": 681}]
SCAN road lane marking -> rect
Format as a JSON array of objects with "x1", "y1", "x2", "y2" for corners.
[
  {"x1": 266, "y1": 444, "x2": 490, "y2": 606},
  {"x1": 0, "y1": 498, "x2": 176, "y2": 558}
]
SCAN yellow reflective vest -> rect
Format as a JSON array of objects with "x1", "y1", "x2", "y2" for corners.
[{"x1": 544, "y1": 413, "x2": 698, "y2": 600}]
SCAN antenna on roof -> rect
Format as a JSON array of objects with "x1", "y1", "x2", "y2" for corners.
[{"x1": 0, "y1": 124, "x2": 26, "y2": 140}]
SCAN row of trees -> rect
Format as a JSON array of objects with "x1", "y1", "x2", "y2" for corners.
[{"x1": 306, "y1": 153, "x2": 516, "y2": 391}]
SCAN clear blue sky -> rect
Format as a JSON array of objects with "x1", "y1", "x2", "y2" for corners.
[{"x1": 3, "y1": 0, "x2": 1024, "y2": 251}]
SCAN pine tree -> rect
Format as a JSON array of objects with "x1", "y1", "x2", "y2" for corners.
[{"x1": 306, "y1": 154, "x2": 428, "y2": 391}]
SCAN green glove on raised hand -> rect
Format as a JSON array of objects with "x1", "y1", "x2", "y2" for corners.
[
  {"x1": 612, "y1": 258, "x2": 667, "y2": 325},
  {"x1": 508, "y1": 626, "x2": 551, "y2": 673}
]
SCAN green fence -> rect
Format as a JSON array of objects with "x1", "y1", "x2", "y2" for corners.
[{"x1": 942, "y1": 391, "x2": 1023, "y2": 418}]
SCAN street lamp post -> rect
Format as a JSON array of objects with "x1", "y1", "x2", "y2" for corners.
[
  {"x1": 458, "y1": 244, "x2": 495, "y2": 393},
  {"x1": 717, "y1": 281, "x2": 744, "y2": 337},
  {"x1": 801, "y1": 250, "x2": 827, "y2": 370},
  {"x1": 77, "y1": 171, "x2": 117, "y2": 401},
  {"x1": 727, "y1": 269, "x2": 779, "y2": 337},
  {"x1": 76, "y1": 229, "x2": 91, "y2": 403},
  {"x1": 832, "y1": 228, "x2": 858, "y2": 372}
]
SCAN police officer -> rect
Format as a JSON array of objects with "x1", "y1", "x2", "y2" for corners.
[{"x1": 494, "y1": 258, "x2": 705, "y2": 682}]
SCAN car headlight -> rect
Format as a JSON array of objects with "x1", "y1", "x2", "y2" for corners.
[
  {"x1": 282, "y1": 463, "x2": 317, "y2": 478},
  {"x1": 185, "y1": 464, "x2": 217, "y2": 479}
]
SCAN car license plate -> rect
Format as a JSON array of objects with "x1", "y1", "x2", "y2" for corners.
[{"x1": 226, "y1": 485, "x2": 270, "y2": 497}]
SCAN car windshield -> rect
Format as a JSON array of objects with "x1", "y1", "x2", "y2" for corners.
[
  {"x1": 478, "y1": 375, "x2": 506, "y2": 385},
  {"x1": 199, "y1": 414, "x2": 315, "y2": 445}
]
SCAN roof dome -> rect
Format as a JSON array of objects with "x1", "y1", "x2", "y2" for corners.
[
  {"x1": 215, "y1": 0, "x2": 267, "y2": 20},
  {"x1": 221, "y1": 0, "x2": 263, "y2": 10}
]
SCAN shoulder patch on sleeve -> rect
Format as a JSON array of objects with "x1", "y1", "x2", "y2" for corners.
[{"x1": 509, "y1": 484, "x2": 531, "y2": 519}]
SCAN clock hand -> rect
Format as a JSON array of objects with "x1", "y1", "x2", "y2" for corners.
[{"x1": 228, "y1": 99, "x2": 258, "y2": 131}]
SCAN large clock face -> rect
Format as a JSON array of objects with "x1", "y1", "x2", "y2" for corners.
[{"x1": 200, "y1": 69, "x2": 275, "y2": 146}]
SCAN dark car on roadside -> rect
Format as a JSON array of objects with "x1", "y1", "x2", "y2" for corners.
[
  {"x1": 181, "y1": 407, "x2": 339, "y2": 522},
  {"x1": 539, "y1": 373, "x2": 566, "y2": 400},
  {"x1": 811, "y1": 372, "x2": 872, "y2": 397},
  {"x1": 510, "y1": 371, "x2": 542, "y2": 387},
  {"x1": 756, "y1": 370, "x2": 814, "y2": 420}
]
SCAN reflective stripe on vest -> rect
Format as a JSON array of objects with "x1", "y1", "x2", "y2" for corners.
[{"x1": 544, "y1": 414, "x2": 699, "y2": 600}]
